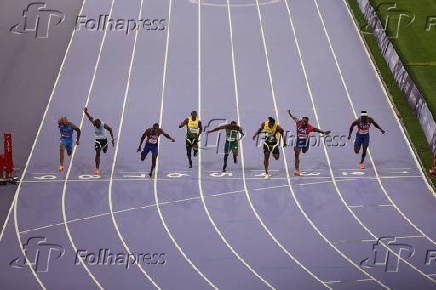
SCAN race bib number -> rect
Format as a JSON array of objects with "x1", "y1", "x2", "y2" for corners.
[
  {"x1": 148, "y1": 138, "x2": 158, "y2": 144},
  {"x1": 226, "y1": 137, "x2": 236, "y2": 142},
  {"x1": 267, "y1": 135, "x2": 276, "y2": 142},
  {"x1": 189, "y1": 128, "x2": 199, "y2": 134}
]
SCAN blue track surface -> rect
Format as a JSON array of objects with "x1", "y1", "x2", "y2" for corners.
[{"x1": 1, "y1": 0, "x2": 436, "y2": 289}]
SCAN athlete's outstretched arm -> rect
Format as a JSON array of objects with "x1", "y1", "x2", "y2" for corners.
[
  {"x1": 313, "y1": 128, "x2": 331, "y2": 135},
  {"x1": 71, "y1": 123, "x2": 81, "y2": 145},
  {"x1": 348, "y1": 120, "x2": 358, "y2": 139},
  {"x1": 179, "y1": 118, "x2": 188, "y2": 128},
  {"x1": 161, "y1": 129, "x2": 175, "y2": 142},
  {"x1": 207, "y1": 125, "x2": 227, "y2": 134},
  {"x1": 277, "y1": 125, "x2": 287, "y2": 147},
  {"x1": 198, "y1": 121, "x2": 203, "y2": 135},
  {"x1": 252, "y1": 122, "x2": 264, "y2": 140},
  {"x1": 239, "y1": 127, "x2": 245, "y2": 137},
  {"x1": 370, "y1": 118, "x2": 386, "y2": 134},
  {"x1": 104, "y1": 123, "x2": 115, "y2": 146},
  {"x1": 288, "y1": 110, "x2": 299, "y2": 122},
  {"x1": 83, "y1": 107, "x2": 94, "y2": 124},
  {"x1": 137, "y1": 129, "x2": 149, "y2": 152}
]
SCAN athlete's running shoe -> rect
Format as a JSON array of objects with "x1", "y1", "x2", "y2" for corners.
[
  {"x1": 359, "y1": 162, "x2": 365, "y2": 169},
  {"x1": 294, "y1": 170, "x2": 301, "y2": 176},
  {"x1": 95, "y1": 168, "x2": 101, "y2": 175},
  {"x1": 58, "y1": 165, "x2": 64, "y2": 172}
]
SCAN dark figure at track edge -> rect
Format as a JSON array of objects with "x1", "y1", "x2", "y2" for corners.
[
  {"x1": 348, "y1": 111, "x2": 385, "y2": 169},
  {"x1": 137, "y1": 123, "x2": 175, "y2": 178},
  {"x1": 252, "y1": 117, "x2": 286, "y2": 178},
  {"x1": 207, "y1": 121, "x2": 244, "y2": 172},
  {"x1": 288, "y1": 110, "x2": 330, "y2": 176},
  {"x1": 179, "y1": 111, "x2": 202, "y2": 168}
]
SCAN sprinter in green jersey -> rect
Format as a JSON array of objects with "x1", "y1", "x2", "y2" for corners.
[{"x1": 207, "y1": 121, "x2": 244, "y2": 172}]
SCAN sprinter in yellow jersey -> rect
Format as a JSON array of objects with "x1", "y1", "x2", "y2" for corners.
[
  {"x1": 252, "y1": 117, "x2": 286, "y2": 177},
  {"x1": 179, "y1": 111, "x2": 202, "y2": 168}
]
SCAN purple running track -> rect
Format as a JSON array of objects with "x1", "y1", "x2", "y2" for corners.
[{"x1": 1, "y1": 0, "x2": 436, "y2": 289}]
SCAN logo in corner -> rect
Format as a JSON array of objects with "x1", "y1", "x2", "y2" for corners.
[
  {"x1": 10, "y1": 237, "x2": 65, "y2": 272},
  {"x1": 10, "y1": 2, "x2": 65, "y2": 39},
  {"x1": 360, "y1": 237, "x2": 414, "y2": 272}
]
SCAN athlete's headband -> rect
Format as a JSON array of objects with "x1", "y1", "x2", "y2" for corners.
[{"x1": 361, "y1": 111, "x2": 368, "y2": 117}]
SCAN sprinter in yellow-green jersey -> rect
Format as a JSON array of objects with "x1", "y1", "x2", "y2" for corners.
[
  {"x1": 179, "y1": 111, "x2": 202, "y2": 168},
  {"x1": 252, "y1": 117, "x2": 286, "y2": 177}
]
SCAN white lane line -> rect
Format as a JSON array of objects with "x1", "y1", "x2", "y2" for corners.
[
  {"x1": 106, "y1": 0, "x2": 160, "y2": 288},
  {"x1": 338, "y1": 168, "x2": 412, "y2": 171},
  {"x1": 189, "y1": 0, "x2": 281, "y2": 8},
  {"x1": 251, "y1": 185, "x2": 287, "y2": 191},
  {"x1": 296, "y1": 178, "x2": 359, "y2": 187},
  {"x1": 341, "y1": 0, "x2": 436, "y2": 197},
  {"x1": 312, "y1": 0, "x2": 436, "y2": 273},
  {"x1": 16, "y1": 175, "x2": 423, "y2": 183},
  {"x1": 287, "y1": 0, "x2": 434, "y2": 282},
  {"x1": 253, "y1": 0, "x2": 340, "y2": 288},
  {"x1": 325, "y1": 278, "x2": 374, "y2": 284},
  {"x1": 59, "y1": 0, "x2": 119, "y2": 287},
  {"x1": 348, "y1": 204, "x2": 393, "y2": 209},
  {"x1": 13, "y1": 179, "x2": 370, "y2": 235},
  {"x1": 193, "y1": 0, "x2": 278, "y2": 287},
  {"x1": 7, "y1": 0, "x2": 91, "y2": 288},
  {"x1": 280, "y1": 0, "x2": 389, "y2": 287},
  {"x1": 333, "y1": 235, "x2": 425, "y2": 244},
  {"x1": 19, "y1": 188, "x2": 246, "y2": 235},
  {"x1": 153, "y1": 0, "x2": 217, "y2": 287}
]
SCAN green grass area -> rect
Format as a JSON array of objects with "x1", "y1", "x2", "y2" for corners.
[
  {"x1": 345, "y1": 0, "x2": 436, "y2": 187},
  {"x1": 369, "y1": 0, "x2": 436, "y2": 116}
]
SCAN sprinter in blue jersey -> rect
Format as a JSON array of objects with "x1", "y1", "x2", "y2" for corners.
[
  {"x1": 84, "y1": 107, "x2": 114, "y2": 174},
  {"x1": 137, "y1": 123, "x2": 175, "y2": 178},
  {"x1": 348, "y1": 111, "x2": 385, "y2": 169},
  {"x1": 58, "y1": 117, "x2": 81, "y2": 172}
]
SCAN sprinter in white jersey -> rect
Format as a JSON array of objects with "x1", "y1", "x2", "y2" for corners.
[{"x1": 84, "y1": 107, "x2": 114, "y2": 174}]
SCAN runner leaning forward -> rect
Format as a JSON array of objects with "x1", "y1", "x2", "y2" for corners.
[
  {"x1": 84, "y1": 107, "x2": 114, "y2": 174},
  {"x1": 288, "y1": 110, "x2": 330, "y2": 176},
  {"x1": 207, "y1": 121, "x2": 244, "y2": 172},
  {"x1": 252, "y1": 117, "x2": 286, "y2": 177},
  {"x1": 137, "y1": 123, "x2": 175, "y2": 178},
  {"x1": 179, "y1": 111, "x2": 202, "y2": 168},
  {"x1": 58, "y1": 117, "x2": 81, "y2": 172}
]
